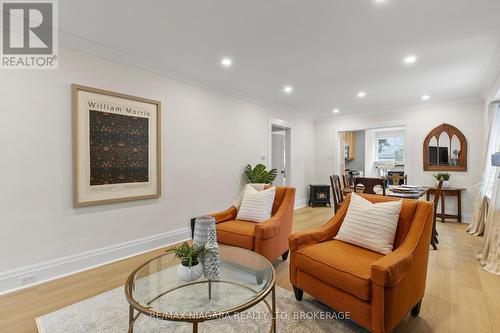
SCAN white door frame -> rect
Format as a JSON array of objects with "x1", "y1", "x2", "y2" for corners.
[
  {"x1": 269, "y1": 118, "x2": 292, "y2": 186},
  {"x1": 333, "y1": 118, "x2": 413, "y2": 182}
]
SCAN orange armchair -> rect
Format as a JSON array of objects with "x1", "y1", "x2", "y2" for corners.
[
  {"x1": 207, "y1": 186, "x2": 295, "y2": 262},
  {"x1": 289, "y1": 193, "x2": 433, "y2": 333}
]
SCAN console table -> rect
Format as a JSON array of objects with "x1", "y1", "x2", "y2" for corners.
[{"x1": 426, "y1": 186, "x2": 466, "y2": 223}]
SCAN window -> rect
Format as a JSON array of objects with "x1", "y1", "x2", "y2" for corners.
[{"x1": 376, "y1": 136, "x2": 404, "y2": 163}]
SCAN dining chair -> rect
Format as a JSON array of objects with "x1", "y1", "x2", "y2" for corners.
[
  {"x1": 335, "y1": 175, "x2": 344, "y2": 199},
  {"x1": 346, "y1": 170, "x2": 355, "y2": 185},
  {"x1": 354, "y1": 177, "x2": 387, "y2": 195},
  {"x1": 343, "y1": 173, "x2": 354, "y2": 187},
  {"x1": 342, "y1": 174, "x2": 348, "y2": 188},
  {"x1": 388, "y1": 174, "x2": 408, "y2": 186},
  {"x1": 329, "y1": 175, "x2": 344, "y2": 213},
  {"x1": 430, "y1": 180, "x2": 443, "y2": 250}
]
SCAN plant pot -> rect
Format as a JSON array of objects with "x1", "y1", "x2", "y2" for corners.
[{"x1": 177, "y1": 262, "x2": 203, "y2": 282}]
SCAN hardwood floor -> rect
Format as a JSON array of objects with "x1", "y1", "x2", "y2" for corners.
[{"x1": 0, "y1": 206, "x2": 498, "y2": 333}]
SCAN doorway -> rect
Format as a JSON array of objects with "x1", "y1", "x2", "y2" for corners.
[
  {"x1": 271, "y1": 125, "x2": 291, "y2": 186},
  {"x1": 338, "y1": 126, "x2": 407, "y2": 180}
]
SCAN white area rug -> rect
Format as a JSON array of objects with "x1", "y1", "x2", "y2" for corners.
[{"x1": 36, "y1": 285, "x2": 367, "y2": 332}]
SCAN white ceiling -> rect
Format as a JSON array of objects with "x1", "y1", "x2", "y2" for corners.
[{"x1": 59, "y1": 0, "x2": 500, "y2": 119}]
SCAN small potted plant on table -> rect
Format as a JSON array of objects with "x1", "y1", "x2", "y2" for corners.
[
  {"x1": 433, "y1": 172, "x2": 451, "y2": 188},
  {"x1": 166, "y1": 242, "x2": 210, "y2": 282}
]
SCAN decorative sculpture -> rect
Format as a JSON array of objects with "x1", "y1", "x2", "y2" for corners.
[{"x1": 193, "y1": 216, "x2": 220, "y2": 280}]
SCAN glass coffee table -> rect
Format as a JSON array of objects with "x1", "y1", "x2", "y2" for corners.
[{"x1": 125, "y1": 245, "x2": 276, "y2": 333}]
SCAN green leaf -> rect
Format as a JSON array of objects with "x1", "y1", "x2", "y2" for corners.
[
  {"x1": 245, "y1": 163, "x2": 278, "y2": 184},
  {"x1": 166, "y1": 242, "x2": 209, "y2": 267},
  {"x1": 433, "y1": 172, "x2": 451, "y2": 181}
]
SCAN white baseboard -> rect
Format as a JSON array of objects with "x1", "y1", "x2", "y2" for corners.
[
  {"x1": 0, "y1": 227, "x2": 191, "y2": 295},
  {"x1": 294, "y1": 198, "x2": 308, "y2": 209},
  {"x1": 0, "y1": 199, "x2": 343, "y2": 295}
]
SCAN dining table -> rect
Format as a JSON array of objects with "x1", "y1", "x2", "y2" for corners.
[{"x1": 342, "y1": 185, "x2": 428, "y2": 200}]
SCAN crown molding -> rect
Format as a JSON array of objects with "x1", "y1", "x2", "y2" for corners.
[{"x1": 58, "y1": 31, "x2": 315, "y2": 122}]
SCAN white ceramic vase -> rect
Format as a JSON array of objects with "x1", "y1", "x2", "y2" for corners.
[
  {"x1": 437, "y1": 180, "x2": 450, "y2": 188},
  {"x1": 177, "y1": 262, "x2": 203, "y2": 282}
]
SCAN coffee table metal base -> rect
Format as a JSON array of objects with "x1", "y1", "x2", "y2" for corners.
[{"x1": 127, "y1": 280, "x2": 276, "y2": 333}]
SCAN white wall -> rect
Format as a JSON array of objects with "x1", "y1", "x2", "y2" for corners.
[
  {"x1": 314, "y1": 101, "x2": 485, "y2": 221},
  {"x1": 0, "y1": 48, "x2": 314, "y2": 291}
]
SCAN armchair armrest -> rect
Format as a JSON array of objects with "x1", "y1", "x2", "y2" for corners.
[
  {"x1": 254, "y1": 216, "x2": 280, "y2": 240},
  {"x1": 208, "y1": 206, "x2": 238, "y2": 223},
  {"x1": 288, "y1": 227, "x2": 331, "y2": 251},
  {"x1": 370, "y1": 200, "x2": 433, "y2": 287},
  {"x1": 288, "y1": 197, "x2": 350, "y2": 251},
  {"x1": 370, "y1": 251, "x2": 413, "y2": 287}
]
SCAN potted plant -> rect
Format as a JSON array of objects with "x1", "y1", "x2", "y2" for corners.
[
  {"x1": 433, "y1": 173, "x2": 451, "y2": 188},
  {"x1": 245, "y1": 164, "x2": 278, "y2": 184},
  {"x1": 166, "y1": 242, "x2": 210, "y2": 282}
]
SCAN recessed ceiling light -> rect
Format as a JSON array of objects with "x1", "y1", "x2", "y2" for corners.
[
  {"x1": 220, "y1": 57, "x2": 232, "y2": 67},
  {"x1": 357, "y1": 91, "x2": 366, "y2": 98},
  {"x1": 283, "y1": 86, "x2": 293, "y2": 94},
  {"x1": 374, "y1": 0, "x2": 387, "y2": 3},
  {"x1": 422, "y1": 95, "x2": 430, "y2": 101},
  {"x1": 403, "y1": 55, "x2": 417, "y2": 64},
  {"x1": 332, "y1": 109, "x2": 340, "y2": 114}
]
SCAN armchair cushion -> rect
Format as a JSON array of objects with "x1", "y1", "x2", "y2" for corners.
[
  {"x1": 236, "y1": 186, "x2": 276, "y2": 222},
  {"x1": 335, "y1": 193, "x2": 402, "y2": 254},
  {"x1": 231, "y1": 183, "x2": 267, "y2": 210},
  {"x1": 295, "y1": 239, "x2": 383, "y2": 301},
  {"x1": 216, "y1": 220, "x2": 256, "y2": 250}
]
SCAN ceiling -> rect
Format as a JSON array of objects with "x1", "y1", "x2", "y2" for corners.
[{"x1": 59, "y1": 0, "x2": 500, "y2": 119}]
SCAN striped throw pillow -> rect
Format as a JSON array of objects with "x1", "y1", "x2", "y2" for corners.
[
  {"x1": 335, "y1": 194, "x2": 402, "y2": 254},
  {"x1": 236, "y1": 186, "x2": 276, "y2": 222}
]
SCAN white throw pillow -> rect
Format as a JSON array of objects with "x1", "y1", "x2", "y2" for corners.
[
  {"x1": 335, "y1": 194, "x2": 402, "y2": 254},
  {"x1": 236, "y1": 186, "x2": 276, "y2": 222},
  {"x1": 231, "y1": 183, "x2": 267, "y2": 210}
]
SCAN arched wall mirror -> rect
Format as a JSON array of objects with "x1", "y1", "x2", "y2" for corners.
[{"x1": 423, "y1": 123, "x2": 467, "y2": 171}]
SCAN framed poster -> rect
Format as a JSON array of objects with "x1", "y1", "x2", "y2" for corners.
[{"x1": 72, "y1": 84, "x2": 161, "y2": 207}]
